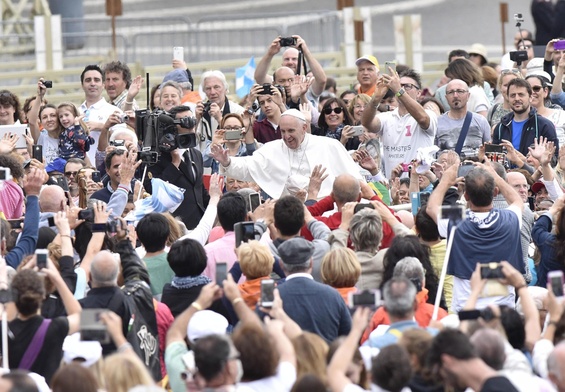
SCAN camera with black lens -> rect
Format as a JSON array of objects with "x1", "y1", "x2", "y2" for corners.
[
  {"x1": 178, "y1": 116, "x2": 196, "y2": 129},
  {"x1": 510, "y1": 50, "x2": 528, "y2": 63},
  {"x1": 203, "y1": 101, "x2": 212, "y2": 113},
  {"x1": 119, "y1": 113, "x2": 129, "y2": 123},
  {"x1": 106, "y1": 219, "x2": 120, "y2": 234},
  {"x1": 279, "y1": 37, "x2": 297, "y2": 47}
]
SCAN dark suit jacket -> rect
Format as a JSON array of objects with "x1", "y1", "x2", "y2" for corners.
[
  {"x1": 277, "y1": 275, "x2": 351, "y2": 343},
  {"x1": 148, "y1": 148, "x2": 209, "y2": 230}
]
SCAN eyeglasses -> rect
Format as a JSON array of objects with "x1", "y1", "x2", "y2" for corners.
[
  {"x1": 323, "y1": 107, "x2": 344, "y2": 115},
  {"x1": 354, "y1": 104, "x2": 366, "y2": 109},
  {"x1": 401, "y1": 83, "x2": 419, "y2": 91},
  {"x1": 446, "y1": 89, "x2": 469, "y2": 96},
  {"x1": 518, "y1": 45, "x2": 532, "y2": 50},
  {"x1": 531, "y1": 85, "x2": 544, "y2": 92},
  {"x1": 65, "y1": 171, "x2": 78, "y2": 177}
]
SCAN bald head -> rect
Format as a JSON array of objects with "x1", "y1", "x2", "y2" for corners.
[
  {"x1": 90, "y1": 250, "x2": 119, "y2": 288},
  {"x1": 282, "y1": 48, "x2": 299, "y2": 73},
  {"x1": 548, "y1": 342, "x2": 565, "y2": 391},
  {"x1": 470, "y1": 328, "x2": 506, "y2": 371},
  {"x1": 332, "y1": 174, "x2": 360, "y2": 206},
  {"x1": 445, "y1": 79, "x2": 470, "y2": 111},
  {"x1": 507, "y1": 171, "x2": 528, "y2": 203},
  {"x1": 39, "y1": 185, "x2": 66, "y2": 213}
]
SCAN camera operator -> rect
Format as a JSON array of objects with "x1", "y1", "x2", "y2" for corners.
[
  {"x1": 254, "y1": 35, "x2": 327, "y2": 108},
  {"x1": 148, "y1": 105, "x2": 209, "y2": 230},
  {"x1": 195, "y1": 71, "x2": 245, "y2": 151}
]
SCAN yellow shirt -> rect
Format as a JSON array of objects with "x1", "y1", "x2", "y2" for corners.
[{"x1": 429, "y1": 240, "x2": 454, "y2": 313}]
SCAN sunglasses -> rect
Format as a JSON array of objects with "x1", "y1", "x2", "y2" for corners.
[
  {"x1": 64, "y1": 171, "x2": 78, "y2": 177},
  {"x1": 531, "y1": 85, "x2": 544, "y2": 92},
  {"x1": 501, "y1": 69, "x2": 520, "y2": 75},
  {"x1": 323, "y1": 107, "x2": 344, "y2": 115}
]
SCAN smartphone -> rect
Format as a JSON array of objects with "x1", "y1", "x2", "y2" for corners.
[
  {"x1": 0, "y1": 167, "x2": 12, "y2": 181},
  {"x1": 260, "y1": 279, "x2": 275, "y2": 308},
  {"x1": 35, "y1": 249, "x2": 48, "y2": 269},
  {"x1": 52, "y1": 175, "x2": 69, "y2": 192},
  {"x1": 234, "y1": 222, "x2": 256, "y2": 247},
  {"x1": 173, "y1": 46, "x2": 184, "y2": 62},
  {"x1": 439, "y1": 204, "x2": 465, "y2": 222},
  {"x1": 216, "y1": 262, "x2": 228, "y2": 284},
  {"x1": 527, "y1": 196, "x2": 535, "y2": 211},
  {"x1": 354, "y1": 203, "x2": 374, "y2": 214},
  {"x1": 47, "y1": 216, "x2": 55, "y2": 227},
  {"x1": 7, "y1": 219, "x2": 22, "y2": 229},
  {"x1": 80, "y1": 308, "x2": 110, "y2": 344},
  {"x1": 484, "y1": 144, "x2": 505, "y2": 154},
  {"x1": 249, "y1": 192, "x2": 261, "y2": 212},
  {"x1": 384, "y1": 61, "x2": 396, "y2": 76},
  {"x1": 549, "y1": 270, "x2": 565, "y2": 298},
  {"x1": 457, "y1": 162, "x2": 475, "y2": 177},
  {"x1": 419, "y1": 191, "x2": 430, "y2": 206},
  {"x1": 350, "y1": 125, "x2": 364, "y2": 137},
  {"x1": 480, "y1": 262, "x2": 505, "y2": 280},
  {"x1": 91, "y1": 171, "x2": 101, "y2": 183},
  {"x1": 348, "y1": 290, "x2": 380, "y2": 309},
  {"x1": 78, "y1": 208, "x2": 94, "y2": 220},
  {"x1": 32, "y1": 145, "x2": 43, "y2": 162},
  {"x1": 224, "y1": 130, "x2": 241, "y2": 141},
  {"x1": 554, "y1": 40, "x2": 565, "y2": 51}
]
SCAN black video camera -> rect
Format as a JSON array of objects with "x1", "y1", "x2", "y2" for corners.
[{"x1": 510, "y1": 50, "x2": 528, "y2": 63}]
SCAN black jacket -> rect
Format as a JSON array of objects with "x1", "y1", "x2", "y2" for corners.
[
  {"x1": 492, "y1": 107, "x2": 559, "y2": 157},
  {"x1": 148, "y1": 148, "x2": 209, "y2": 230}
]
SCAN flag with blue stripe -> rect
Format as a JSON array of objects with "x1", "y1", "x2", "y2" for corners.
[{"x1": 235, "y1": 57, "x2": 256, "y2": 98}]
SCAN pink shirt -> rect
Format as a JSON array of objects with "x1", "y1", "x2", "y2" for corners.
[{"x1": 203, "y1": 231, "x2": 237, "y2": 281}]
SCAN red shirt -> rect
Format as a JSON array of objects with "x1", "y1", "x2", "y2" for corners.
[{"x1": 303, "y1": 195, "x2": 398, "y2": 249}]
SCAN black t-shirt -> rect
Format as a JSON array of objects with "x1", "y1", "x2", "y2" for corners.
[
  {"x1": 2, "y1": 315, "x2": 69, "y2": 384},
  {"x1": 480, "y1": 376, "x2": 519, "y2": 392}
]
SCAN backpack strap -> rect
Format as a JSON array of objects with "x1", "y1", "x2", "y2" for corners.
[
  {"x1": 454, "y1": 111, "x2": 473, "y2": 154},
  {"x1": 18, "y1": 319, "x2": 52, "y2": 370}
]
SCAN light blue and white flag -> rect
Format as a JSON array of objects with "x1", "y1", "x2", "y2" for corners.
[{"x1": 235, "y1": 57, "x2": 256, "y2": 98}]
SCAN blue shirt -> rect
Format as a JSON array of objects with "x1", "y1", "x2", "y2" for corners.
[{"x1": 512, "y1": 118, "x2": 527, "y2": 151}]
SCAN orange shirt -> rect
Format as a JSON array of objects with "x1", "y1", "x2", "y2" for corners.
[
  {"x1": 358, "y1": 84, "x2": 376, "y2": 97},
  {"x1": 360, "y1": 288, "x2": 448, "y2": 344},
  {"x1": 336, "y1": 287, "x2": 357, "y2": 306}
]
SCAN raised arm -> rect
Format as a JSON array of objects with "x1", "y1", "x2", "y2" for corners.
[
  {"x1": 386, "y1": 67, "x2": 431, "y2": 129},
  {"x1": 361, "y1": 78, "x2": 387, "y2": 133},
  {"x1": 28, "y1": 80, "x2": 47, "y2": 143},
  {"x1": 295, "y1": 35, "x2": 327, "y2": 96},
  {"x1": 426, "y1": 163, "x2": 459, "y2": 224},
  {"x1": 254, "y1": 37, "x2": 281, "y2": 84}
]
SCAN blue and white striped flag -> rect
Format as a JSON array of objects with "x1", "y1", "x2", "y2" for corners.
[{"x1": 235, "y1": 57, "x2": 256, "y2": 98}]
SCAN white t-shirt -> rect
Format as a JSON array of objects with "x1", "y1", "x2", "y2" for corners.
[
  {"x1": 468, "y1": 85, "x2": 492, "y2": 113},
  {"x1": 37, "y1": 131, "x2": 59, "y2": 164},
  {"x1": 79, "y1": 98, "x2": 121, "y2": 164},
  {"x1": 236, "y1": 361, "x2": 296, "y2": 392},
  {"x1": 377, "y1": 108, "x2": 438, "y2": 178}
]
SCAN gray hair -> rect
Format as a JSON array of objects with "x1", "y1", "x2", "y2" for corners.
[
  {"x1": 200, "y1": 70, "x2": 229, "y2": 94},
  {"x1": 160, "y1": 80, "x2": 183, "y2": 98},
  {"x1": 393, "y1": 257, "x2": 425, "y2": 283},
  {"x1": 109, "y1": 128, "x2": 138, "y2": 145},
  {"x1": 349, "y1": 208, "x2": 383, "y2": 253},
  {"x1": 516, "y1": 286, "x2": 548, "y2": 315},
  {"x1": 470, "y1": 328, "x2": 507, "y2": 370},
  {"x1": 90, "y1": 251, "x2": 119, "y2": 287},
  {"x1": 281, "y1": 260, "x2": 310, "y2": 274},
  {"x1": 383, "y1": 277, "x2": 416, "y2": 319}
]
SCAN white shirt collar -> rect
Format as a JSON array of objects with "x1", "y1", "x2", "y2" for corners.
[
  {"x1": 80, "y1": 97, "x2": 107, "y2": 111},
  {"x1": 285, "y1": 272, "x2": 313, "y2": 281}
]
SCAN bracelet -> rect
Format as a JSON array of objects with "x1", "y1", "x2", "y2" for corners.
[
  {"x1": 60, "y1": 234, "x2": 72, "y2": 239},
  {"x1": 117, "y1": 342, "x2": 133, "y2": 353},
  {"x1": 91, "y1": 223, "x2": 106, "y2": 233},
  {"x1": 232, "y1": 298, "x2": 243, "y2": 306},
  {"x1": 191, "y1": 302, "x2": 203, "y2": 311},
  {"x1": 125, "y1": 101, "x2": 133, "y2": 105}
]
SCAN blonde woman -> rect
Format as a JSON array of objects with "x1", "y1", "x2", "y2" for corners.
[{"x1": 320, "y1": 248, "x2": 361, "y2": 305}]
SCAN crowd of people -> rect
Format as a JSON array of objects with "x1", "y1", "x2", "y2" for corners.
[{"x1": 3, "y1": 24, "x2": 565, "y2": 392}]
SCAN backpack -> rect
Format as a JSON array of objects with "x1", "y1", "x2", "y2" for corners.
[{"x1": 110, "y1": 281, "x2": 161, "y2": 381}]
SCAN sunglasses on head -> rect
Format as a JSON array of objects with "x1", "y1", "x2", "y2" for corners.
[{"x1": 323, "y1": 107, "x2": 343, "y2": 115}]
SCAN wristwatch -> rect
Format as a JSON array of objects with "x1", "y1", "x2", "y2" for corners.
[{"x1": 396, "y1": 88, "x2": 406, "y2": 98}]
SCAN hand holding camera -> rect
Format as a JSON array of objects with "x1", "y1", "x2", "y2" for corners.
[
  {"x1": 339, "y1": 202, "x2": 357, "y2": 231},
  {"x1": 37, "y1": 78, "x2": 48, "y2": 97}
]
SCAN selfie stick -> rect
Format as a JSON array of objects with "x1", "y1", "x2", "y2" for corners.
[
  {"x1": 432, "y1": 225, "x2": 457, "y2": 320},
  {"x1": 138, "y1": 164, "x2": 147, "y2": 202}
]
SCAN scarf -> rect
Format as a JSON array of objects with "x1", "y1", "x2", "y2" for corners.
[{"x1": 171, "y1": 275, "x2": 211, "y2": 290}]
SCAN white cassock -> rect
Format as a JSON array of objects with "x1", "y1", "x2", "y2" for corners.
[{"x1": 220, "y1": 133, "x2": 363, "y2": 199}]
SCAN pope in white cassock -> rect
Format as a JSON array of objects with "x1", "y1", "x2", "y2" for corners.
[{"x1": 210, "y1": 109, "x2": 363, "y2": 199}]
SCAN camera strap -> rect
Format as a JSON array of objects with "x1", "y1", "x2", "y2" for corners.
[
  {"x1": 296, "y1": 48, "x2": 308, "y2": 76},
  {"x1": 454, "y1": 111, "x2": 473, "y2": 155}
]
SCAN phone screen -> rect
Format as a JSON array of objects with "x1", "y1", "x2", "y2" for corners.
[
  {"x1": 36, "y1": 250, "x2": 48, "y2": 269},
  {"x1": 549, "y1": 272, "x2": 564, "y2": 297},
  {"x1": 216, "y1": 262, "x2": 228, "y2": 284},
  {"x1": 260, "y1": 280, "x2": 275, "y2": 307},
  {"x1": 439, "y1": 205, "x2": 465, "y2": 222},
  {"x1": 249, "y1": 193, "x2": 261, "y2": 212}
]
